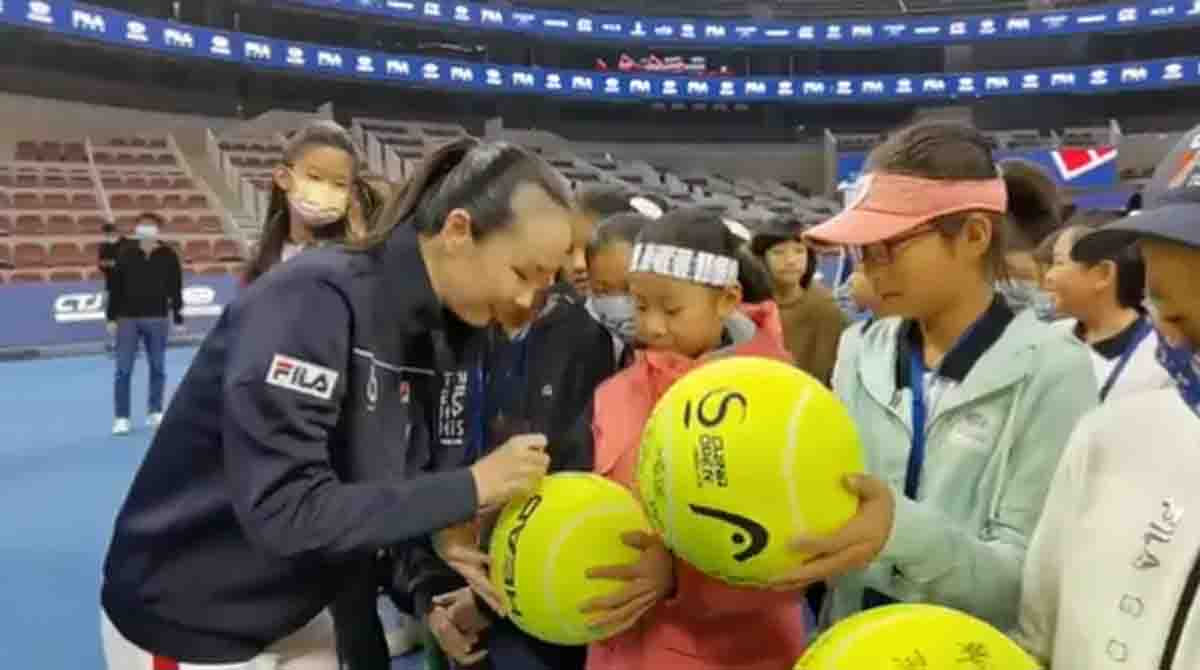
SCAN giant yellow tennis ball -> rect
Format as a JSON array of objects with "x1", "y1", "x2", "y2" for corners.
[
  {"x1": 637, "y1": 355, "x2": 863, "y2": 586},
  {"x1": 488, "y1": 472, "x2": 651, "y2": 646},
  {"x1": 796, "y1": 604, "x2": 1039, "y2": 669}
]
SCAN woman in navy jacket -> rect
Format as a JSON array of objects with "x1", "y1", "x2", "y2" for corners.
[{"x1": 100, "y1": 139, "x2": 575, "y2": 670}]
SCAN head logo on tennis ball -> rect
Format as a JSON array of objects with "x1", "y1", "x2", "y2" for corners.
[
  {"x1": 687, "y1": 504, "x2": 769, "y2": 562},
  {"x1": 683, "y1": 388, "x2": 748, "y2": 428},
  {"x1": 502, "y1": 494, "x2": 542, "y2": 619}
]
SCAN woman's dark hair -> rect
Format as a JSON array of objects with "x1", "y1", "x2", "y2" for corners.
[
  {"x1": 1066, "y1": 210, "x2": 1146, "y2": 310},
  {"x1": 998, "y1": 158, "x2": 1066, "y2": 251},
  {"x1": 364, "y1": 138, "x2": 572, "y2": 246},
  {"x1": 136, "y1": 211, "x2": 167, "y2": 228},
  {"x1": 575, "y1": 184, "x2": 669, "y2": 220},
  {"x1": 585, "y1": 213, "x2": 651, "y2": 262},
  {"x1": 750, "y1": 214, "x2": 821, "y2": 289},
  {"x1": 866, "y1": 121, "x2": 1011, "y2": 282},
  {"x1": 634, "y1": 207, "x2": 773, "y2": 303},
  {"x1": 244, "y1": 120, "x2": 361, "y2": 283}
]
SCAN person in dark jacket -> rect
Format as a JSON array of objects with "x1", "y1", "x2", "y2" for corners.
[
  {"x1": 99, "y1": 139, "x2": 573, "y2": 670},
  {"x1": 405, "y1": 286, "x2": 618, "y2": 670},
  {"x1": 105, "y1": 213, "x2": 183, "y2": 435},
  {"x1": 98, "y1": 221, "x2": 130, "y2": 289}
]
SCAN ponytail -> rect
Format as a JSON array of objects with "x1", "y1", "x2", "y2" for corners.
[{"x1": 999, "y1": 158, "x2": 1065, "y2": 251}]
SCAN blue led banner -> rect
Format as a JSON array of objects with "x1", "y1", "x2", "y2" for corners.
[
  {"x1": 283, "y1": 0, "x2": 1200, "y2": 48},
  {"x1": 2, "y1": 0, "x2": 1199, "y2": 104}
]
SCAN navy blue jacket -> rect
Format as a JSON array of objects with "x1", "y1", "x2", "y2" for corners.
[{"x1": 101, "y1": 225, "x2": 480, "y2": 663}]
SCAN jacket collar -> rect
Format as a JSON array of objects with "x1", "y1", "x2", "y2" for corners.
[
  {"x1": 895, "y1": 294, "x2": 1015, "y2": 388},
  {"x1": 858, "y1": 296, "x2": 1042, "y2": 416},
  {"x1": 379, "y1": 223, "x2": 444, "y2": 336}
]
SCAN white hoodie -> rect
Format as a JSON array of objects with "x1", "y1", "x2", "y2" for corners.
[
  {"x1": 1016, "y1": 389, "x2": 1200, "y2": 669},
  {"x1": 1055, "y1": 317, "x2": 1170, "y2": 401}
]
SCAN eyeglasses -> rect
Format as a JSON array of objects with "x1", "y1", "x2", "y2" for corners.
[{"x1": 848, "y1": 224, "x2": 942, "y2": 266}]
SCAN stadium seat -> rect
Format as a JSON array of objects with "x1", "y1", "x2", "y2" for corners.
[
  {"x1": 93, "y1": 152, "x2": 114, "y2": 165},
  {"x1": 15, "y1": 216, "x2": 45, "y2": 236},
  {"x1": 16, "y1": 141, "x2": 40, "y2": 161},
  {"x1": 156, "y1": 154, "x2": 176, "y2": 166},
  {"x1": 214, "y1": 239, "x2": 242, "y2": 262},
  {"x1": 197, "y1": 215, "x2": 223, "y2": 234},
  {"x1": 46, "y1": 215, "x2": 76, "y2": 236},
  {"x1": 111, "y1": 138, "x2": 128, "y2": 147},
  {"x1": 69, "y1": 176, "x2": 93, "y2": 189},
  {"x1": 0, "y1": 244, "x2": 12, "y2": 269},
  {"x1": 147, "y1": 176, "x2": 171, "y2": 190},
  {"x1": 62, "y1": 143, "x2": 89, "y2": 163},
  {"x1": 125, "y1": 175, "x2": 148, "y2": 190},
  {"x1": 185, "y1": 195, "x2": 208, "y2": 209},
  {"x1": 72, "y1": 194, "x2": 98, "y2": 210},
  {"x1": 14, "y1": 243, "x2": 48, "y2": 268},
  {"x1": 0, "y1": 192, "x2": 10, "y2": 209},
  {"x1": 129, "y1": 138, "x2": 147, "y2": 148},
  {"x1": 101, "y1": 175, "x2": 124, "y2": 188},
  {"x1": 115, "y1": 216, "x2": 137, "y2": 234},
  {"x1": 49, "y1": 270, "x2": 85, "y2": 282},
  {"x1": 159, "y1": 194, "x2": 182, "y2": 210},
  {"x1": 163, "y1": 216, "x2": 188, "y2": 233},
  {"x1": 183, "y1": 240, "x2": 214, "y2": 264},
  {"x1": 49, "y1": 241, "x2": 86, "y2": 266},
  {"x1": 9, "y1": 271, "x2": 47, "y2": 283},
  {"x1": 41, "y1": 193, "x2": 69, "y2": 209},
  {"x1": 149, "y1": 138, "x2": 167, "y2": 149},
  {"x1": 77, "y1": 216, "x2": 105, "y2": 235},
  {"x1": 0, "y1": 216, "x2": 10, "y2": 236},
  {"x1": 82, "y1": 241, "x2": 101, "y2": 262},
  {"x1": 173, "y1": 177, "x2": 195, "y2": 190},
  {"x1": 135, "y1": 194, "x2": 160, "y2": 211},
  {"x1": 85, "y1": 269, "x2": 105, "y2": 281},
  {"x1": 42, "y1": 142, "x2": 63, "y2": 161}
]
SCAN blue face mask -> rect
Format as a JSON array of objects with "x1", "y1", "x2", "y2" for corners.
[
  {"x1": 1155, "y1": 331, "x2": 1200, "y2": 418},
  {"x1": 589, "y1": 295, "x2": 637, "y2": 341}
]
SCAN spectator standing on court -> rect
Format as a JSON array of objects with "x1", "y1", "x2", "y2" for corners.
[{"x1": 106, "y1": 213, "x2": 184, "y2": 435}]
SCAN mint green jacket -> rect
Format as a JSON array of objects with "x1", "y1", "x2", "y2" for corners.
[{"x1": 822, "y1": 310, "x2": 1097, "y2": 631}]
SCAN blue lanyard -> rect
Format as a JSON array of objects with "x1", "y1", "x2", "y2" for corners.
[
  {"x1": 903, "y1": 348, "x2": 929, "y2": 500},
  {"x1": 1098, "y1": 318, "x2": 1153, "y2": 402},
  {"x1": 469, "y1": 331, "x2": 531, "y2": 462}
]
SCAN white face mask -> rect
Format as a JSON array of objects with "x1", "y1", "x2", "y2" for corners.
[
  {"x1": 287, "y1": 170, "x2": 350, "y2": 227},
  {"x1": 590, "y1": 295, "x2": 637, "y2": 340}
]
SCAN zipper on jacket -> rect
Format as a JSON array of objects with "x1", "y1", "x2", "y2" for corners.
[{"x1": 1161, "y1": 549, "x2": 1200, "y2": 669}]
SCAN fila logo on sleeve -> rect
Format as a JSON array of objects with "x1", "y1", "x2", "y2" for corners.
[{"x1": 266, "y1": 354, "x2": 339, "y2": 401}]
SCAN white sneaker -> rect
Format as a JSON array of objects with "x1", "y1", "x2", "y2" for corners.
[
  {"x1": 112, "y1": 418, "x2": 132, "y2": 435},
  {"x1": 147, "y1": 413, "x2": 164, "y2": 428}
]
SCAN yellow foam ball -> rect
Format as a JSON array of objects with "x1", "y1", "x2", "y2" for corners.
[
  {"x1": 488, "y1": 472, "x2": 651, "y2": 646},
  {"x1": 796, "y1": 604, "x2": 1039, "y2": 669},
  {"x1": 637, "y1": 355, "x2": 864, "y2": 586}
]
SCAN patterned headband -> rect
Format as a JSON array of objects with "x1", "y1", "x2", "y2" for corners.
[{"x1": 629, "y1": 242, "x2": 740, "y2": 287}]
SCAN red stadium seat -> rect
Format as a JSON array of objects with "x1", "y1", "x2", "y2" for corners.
[
  {"x1": 49, "y1": 242, "x2": 85, "y2": 267},
  {"x1": 41, "y1": 142, "x2": 63, "y2": 162},
  {"x1": 16, "y1": 173, "x2": 39, "y2": 188},
  {"x1": 15, "y1": 215, "x2": 45, "y2": 236},
  {"x1": 69, "y1": 176, "x2": 94, "y2": 189},
  {"x1": 0, "y1": 192, "x2": 10, "y2": 209},
  {"x1": 0, "y1": 244, "x2": 12, "y2": 269},
  {"x1": 149, "y1": 139, "x2": 167, "y2": 149},
  {"x1": 214, "y1": 239, "x2": 242, "y2": 261},
  {"x1": 62, "y1": 143, "x2": 89, "y2": 163},
  {"x1": 85, "y1": 269, "x2": 105, "y2": 281},
  {"x1": 77, "y1": 216, "x2": 105, "y2": 234},
  {"x1": 93, "y1": 151, "x2": 114, "y2": 165},
  {"x1": 0, "y1": 173, "x2": 12, "y2": 187},
  {"x1": 185, "y1": 194, "x2": 208, "y2": 210},
  {"x1": 183, "y1": 240, "x2": 214, "y2": 264},
  {"x1": 83, "y1": 241, "x2": 101, "y2": 260},
  {"x1": 46, "y1": 215, "x2": 76, "y2": 236},
  {"x1": 42, "y1": 174, "x2": 67, "y2": 189},
  {"x1": 147, "y1": 176, "x2": 171, "y2": 190},
  {"x1": 111, "y1": 138, "x2": 128, "y2": 147},
  {"x1": 156, "y1": 154, "x2": 177, "y2": 166},
  {"x1": 101, "y1": 175, "x2": 124, "y2": 189},
  {"x1": 14, "y1": 243, "x2": 47, "y2": 268},
  {"x1": 129, "y1": 138, "x2": 147, "y2": 148},
  {"x1": 125, "y1": 176, "x2": 148, "y2": 190},
  {"x1": 160, "y1": 194, "x2": 183, "y2": 210},
  {"x1": 49, "y1": 270, "x2": 85, "y2": 282},
  {"x1": 173, "y1": 177, "x2": 195, "y2": 190},
  {"x1": 0, "y1": 216, "x2": 11, "y2": 236}
]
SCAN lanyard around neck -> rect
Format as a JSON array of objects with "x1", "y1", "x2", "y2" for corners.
[{"x1": 1098, "y1": 318, "x2": 1153, "y2": 402}]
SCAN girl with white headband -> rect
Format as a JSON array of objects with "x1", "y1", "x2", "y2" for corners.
[
  {"x1": 767, "y1": 122, "x2": 1097, "y2": 633},
  {"x1": 581, "y1": 208, "x2": 806, "y2": 670}
]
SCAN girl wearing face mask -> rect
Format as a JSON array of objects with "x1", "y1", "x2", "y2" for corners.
[
  {"x1": 995, "y1": 159, "x2": 1067, "y2": 321},
  {"x1": 1017, "y1": 124, "x2": 1200, "y2": 670},
  {"x1": 751, "y1": 215, "x2": 847, "y2": 386},
  {"x1": 243, "y1": 121, "x2": 360, "y2": 284},
  {"x1": 1043, "y1": 212, "x2": 1169, "y2": 402},
  {"x1": 583, "y1": 209, "x2": 807, "y2": 670},
  {"x1": 585, "y1": 213, "x2": 653, "y2": 363},
  {"x1": 99, "y1": 139, "x2": 573, "y2": 670},
  {"x1": 767, "y1": 122, "x2": 1096, "y2": 634},
  {"x1": 566, "y1": 185, "x2": 666, "y2": 296}
]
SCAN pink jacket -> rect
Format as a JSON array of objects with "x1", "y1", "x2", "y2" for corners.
[{"x1": 587, "y1": 302, "x2": 808, "y2": 670}]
